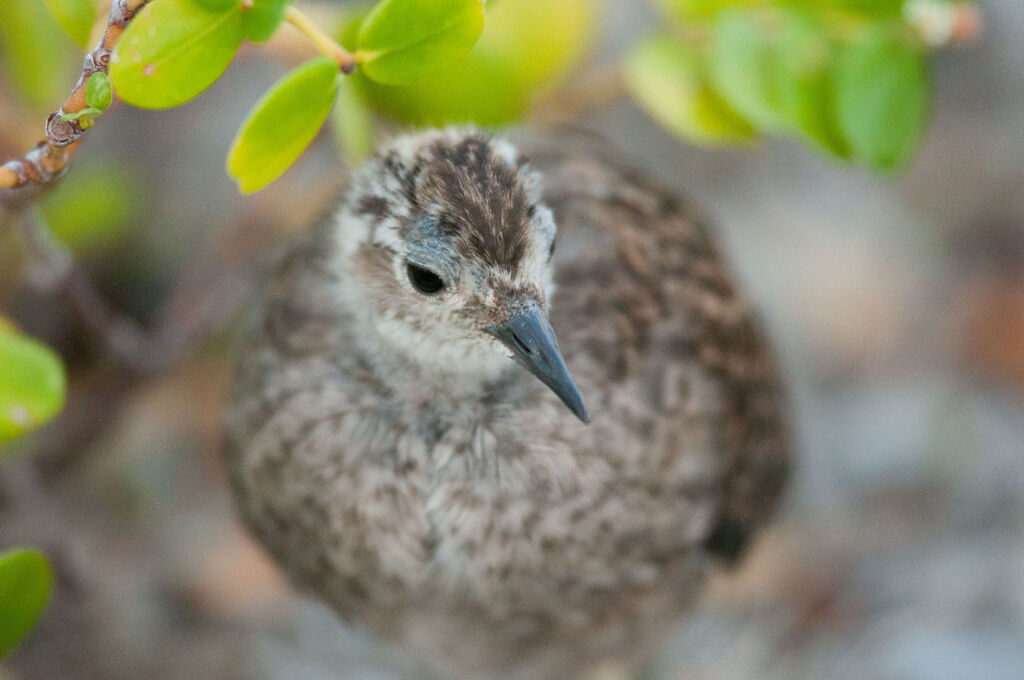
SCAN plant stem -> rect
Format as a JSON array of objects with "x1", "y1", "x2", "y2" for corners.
[{"x1": 285, "y1": 6, "x2": 357, "y2": 73}]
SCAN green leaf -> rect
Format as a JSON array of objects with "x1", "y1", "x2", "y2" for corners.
[
  {"x1": 109, "y1": 0, "x2": 244, "y2": 109},
  {"x1": 655, "y1": 0, "x2": 749, "y2": 22},
  {"x1": 44, "y1": 0, "x2": 98, "y2": 48},
  {"x1": 834, "y1": 28, "x2": 930, "y2": 170},
  {"x1": 625, "y1": 36, "x2": 756, "y2": 144},
  {"x1": 243, "y1": 0, "x2": 292, "y2": 43},
  {"x1": 227, "y1": 57, "x2": 340, "y2": 194},
  {"x1": 331, "y1": 75, "x2": 375, "y2": 164},
  {"x1": 60, "y1": 106, "x2": 104, "y2": 122},
  {"x1": 356, "y1": 0, "x2": 485, "y2": 85},
  {"x1": 85, "y1": 72, "x2": 113, "y2": 110},
  {"x1": 348, "y1": 0, "x2": 597, "y2": 126},
  {"x1": 0, "y1": 549, "x2": 53, "y2": 658},
  {"x1": 0, "y1": 1, "x2": 77, "y2": 109},
  {"x1": 774, "y1": 12, "x2": 850, "y2": 157},
  {"x1": 708, "y1": 8, "x2": 791, "y2": 132},
  {"x1": 191, "y1": 0, "x2": 240, "y2": 10},
  {"x1": 0, "y1": 323, "x2": 66, "y2": 443}
]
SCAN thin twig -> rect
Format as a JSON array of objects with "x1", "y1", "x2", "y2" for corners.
[
  {"x1": 0, "y1": 0, "x2": 152, "y2": 202},
  {"x1": 285, "y1": 5, "x2": 358, "y2": 73}
]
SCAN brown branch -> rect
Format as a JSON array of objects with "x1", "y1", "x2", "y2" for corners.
[{"x1": 0, "y1": 0, "x2": 151, "y2": 203}]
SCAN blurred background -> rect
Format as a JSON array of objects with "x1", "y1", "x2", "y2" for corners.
[{"x1": 1, "y1": 0, "x2": 1023, "y2": 678}]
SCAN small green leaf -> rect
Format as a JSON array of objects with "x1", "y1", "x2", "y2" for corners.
[
  {"x1": 227, "y1": 57, "x2": 340, "y2": 194},
  {"x1": 834, "y1": 28, "x2": 930, "y2": 170},
  {"x1": 356, "y1": 0, "x2": 485, "y2": 85},
  {"x1": 0, "y1": 549, "x2": 53, "y2": 658},
  {"x1": 109, "y1": 0, "x2": 244, "y2": 109},
  {"x1": 0, "y1": 1, "x2": 77, "y2": 109},
  {"x1": 44, "y1": 0, "x2": 98, "y2": 48},
  {"x1": 0, "y1": 324, "x2": 66, "y2": 443},
  {"x1": 60, "y1": 106, "x2": 104, "y2": 122},
  {"x1": 85, "y1": 72, "x2": 113, "y2": 110},
  {"x1": 243, "y1": 0, "x2": 292, "y2": 43},
  {"x1": 625, "y1": 36, "x2": 756, "y2": 144},
  {"x1": 708, "y1": 9, "x2": 791, "y2": 132}
]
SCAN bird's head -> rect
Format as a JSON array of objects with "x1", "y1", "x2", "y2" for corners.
[{"x1": 331, "y1": 129, "x2": 588, "y2": 423}]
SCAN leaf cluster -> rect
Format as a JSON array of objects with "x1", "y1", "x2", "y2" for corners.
[{"x1": 627, "y1": 0, "x2": 934, "y2": 170}]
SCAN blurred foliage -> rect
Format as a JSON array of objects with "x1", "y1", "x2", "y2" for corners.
[
  {"x1": 0, "y1": 549, "x2": 53, "y2": 658},
  {"x1": 0, "y1": 0, "x2": 78, "y2": 111},
  {"x1": 0, "y1": 321, "x2": 66, "y2": 445},
  {"x1": 629, "y1": 0, "x2": 939, "y2": 170},
  {"x1": 39, "y1": 160, "x2": 142, "y2": 254},
  {"x1": 342, "y1": 0, "x2": 598, "y2": 127},
  {"x1": 43, "y1": 0, "x2": 99, "y2": 49}
]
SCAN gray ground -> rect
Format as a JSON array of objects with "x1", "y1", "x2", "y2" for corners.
[{"x1": 2, "y1": 1, "x2": 1023, "y2": 679}]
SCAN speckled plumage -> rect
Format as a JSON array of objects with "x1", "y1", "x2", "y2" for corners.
[{"x1": 223, "y1": 129, "x2": 790, "y2": 680}]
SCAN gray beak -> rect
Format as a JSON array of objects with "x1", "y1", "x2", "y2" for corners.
[{"x1": 488, "y1": 304, "x2": 590, "y2": 424}]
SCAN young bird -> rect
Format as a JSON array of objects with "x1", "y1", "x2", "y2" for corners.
[{"x1": 223, "y1": 129, "x2": 790, "y2": 680}]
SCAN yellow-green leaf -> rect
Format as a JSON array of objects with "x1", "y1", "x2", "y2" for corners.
[
  {"x1": 110, "y1": 0, "x2": 244, "y2": 109},
  {"x1": 0, "y1": 1, "x2": 77, "y2": 109},
  {"x1": 348, "y1": 0, "x2": 597, "y2": 126},
  {"x1": 227, "y1": 57, "x2": 340, "y2": 194},
  {"x1": 625, "y1": 36, "x2": 755, "y2": 144},
  {"x1": 0, "y1": 549, "x2": 53, "y2": 658},
  {"x1": 242, "y1": 0, "x2": 292, "y2": 43},
  {"x1": 356, "y1": 0, "x2": 485, "y2": 85},
  {"x1": 44, "y1": 0, "x2": 98, "y2": 48},
  {"x1": 0, "y1": 324, "x2": 66, "y2": 443}
]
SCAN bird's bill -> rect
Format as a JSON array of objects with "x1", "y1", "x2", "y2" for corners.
[{"x1": 487, "y1": 305, "x2": 591, "y2": 424}]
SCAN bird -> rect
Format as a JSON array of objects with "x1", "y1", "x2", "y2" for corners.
[{"x1": 222, "y1": 127, "x2": 790, "y2": 680}]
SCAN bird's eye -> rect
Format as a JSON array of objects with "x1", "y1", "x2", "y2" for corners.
[{"x1": 406, "y1": 262, "x2": 445, "y2": 295}]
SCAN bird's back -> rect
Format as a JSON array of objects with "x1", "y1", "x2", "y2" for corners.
[{"x1": 224, "y1": 133, "x2": 790, "y2": 680}]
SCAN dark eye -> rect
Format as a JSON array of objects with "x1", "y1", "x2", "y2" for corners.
[
  {"x1": 406, "y1": 262, "x2": 445, "y2": 295},
  {"x1": 548, "y1": 236, "x2": 557, "y2": 260}
]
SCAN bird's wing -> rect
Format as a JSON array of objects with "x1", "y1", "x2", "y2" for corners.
[{"x1": 522, "y1": 131, "x2": 791, "y2": 562}]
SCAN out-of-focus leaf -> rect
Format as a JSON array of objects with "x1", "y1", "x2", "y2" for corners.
[
  {"x1": 348, "y1": 0, "x2": 597, "y2": 126},
  {"x1": 227, "y1": 57, "x2": 340, "y2": 194},
  {"x1": 834, "y1": 27, "x2": 930, "y2": 170},
  {"x1": 708, "y1": 8, "x2": 791, "y2": 132},
  {"x1": 0, "y1": 325, "x2": 65, "y2": 443},
  {"x1": 655, "y1": 0, "x2": 750, "y2": 22},
  {"x1": 356, "y1": 0, "x2": 485, "y2": 85},
  {"x1": 191, "y1": 0, "x2": 239, "y2": 10},
  {"x1": 331, "y1": 76, "x2": 375, "y2": 164},
  {"x1": 40, "y1": 162, "x2": 142, "y2": 254},
  {"x1": 0, "y1": 549, "x2": 53, "y2": 657},
  {"x1": 243, "y1": 0, "x2": 291, "y2": 43},
  {"x1": 625, "y1": 36, "x2": 755, "y2": 144},
  {"x1": 775, "y1": 12, "x2": 849, "y2": 156},
  {"x1": 110, "y1": 0, "x2": 244, "y2": 109},
  {"x1": 44, "y1": 0, "x2": 98, "y2": 48},
  {"x1": 0, "y1": 1, "x2": 77, "y2": 109},
  {"x1": 85, "y1": 72, "x2": 113, "y2": 109}
]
